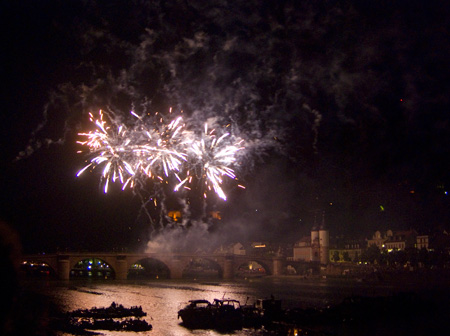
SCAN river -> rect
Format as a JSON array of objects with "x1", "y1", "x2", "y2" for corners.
[{"x1": 19, "y1": 275, "x2": 450, "y2": 336}]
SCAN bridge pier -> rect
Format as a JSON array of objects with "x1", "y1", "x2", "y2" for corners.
[
  {"x1": 169, "y1": 257, "x2": 184, "y2": 279},
  {"x1": 115, "y1": 256, "x2": 128, "y2": 280},
  {"x1": 272, "y1": 257, "x2": 283, "y2": 276},
  {"x1": 57, "y1": 256, "x2": 70, "y2": 280},
  {"x1": 223, "y1": 255, "x2": 234, "y2": 280}
]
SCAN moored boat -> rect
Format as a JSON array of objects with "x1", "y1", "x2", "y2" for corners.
[
  {"x1": 178, "y1": 298, "x2": 244, "y2": 330},
  {"x1": 178, "y1": 299, "x2": 215, "y2": 329},
  {"x1": 64, "y1": 302, "x2": 151, "y2": 332},
  {"x1": 211, "y1": 299, "x2": 243, "y2": 330},
  {"x1": 70, "y1": 317, "x2": 152, "y2": 331},
  {"x1": 178, "y1": 297, "x2": 284, "y2": 330},
  {"x1": 68, "y1": 302, "x2": 146, "y2": 318}
]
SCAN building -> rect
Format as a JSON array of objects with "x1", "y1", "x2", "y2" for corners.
[
  {"x1": 367, "y1": 230, "x2": 393, "y2": 249},
  {"x1": 293, "y1": 213, "x2": 329, "y2": 264},
  {"x1": 383, "y1": 230, "x2": 417, "y2": 251},
  {"x1": 215, "y1": 242, "x2": 246, "y2": 255},
  {"x1": 293, "y1": 236, "x2": 311, "y2": 261},
  {"x1": 328, "y1": 238, "x2": 366, "y2": 263},
  {"x1": 416, "y1": 235, "x2": 429, "y2": 250},
  {"x1": 368, "y1": 229, "x2": 418, "y2": 252}
]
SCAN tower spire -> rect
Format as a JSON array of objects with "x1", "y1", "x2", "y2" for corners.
[{"x1": 320, "y1": 211, "x2": 326, "y2": 230}]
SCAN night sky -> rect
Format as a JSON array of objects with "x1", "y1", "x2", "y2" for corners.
[{"x1": 1, "y1": 0, "x2": 449, "y2": 253}]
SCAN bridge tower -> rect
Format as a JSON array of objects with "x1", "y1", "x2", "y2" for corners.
[
  {"x1": 311, "y1": 218, "x2": 320, "y2": 262},
  {"x1": 319, "y1": 212, "x2": 329, "y2": 265}
]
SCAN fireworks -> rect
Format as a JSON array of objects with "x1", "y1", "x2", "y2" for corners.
[
  {"x1": 76, "y1": 111, "x2": 137, "y2": 193},
  {"x1": 76, "y1": 109, "x2": 244, "y2": 200},
  {"x1": 188, "y1": 123, "x2": 244, "y2": 200}
]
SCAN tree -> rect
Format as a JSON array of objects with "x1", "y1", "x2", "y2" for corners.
[
  {"x1": 343, "y1": 251, "x2": 351, "y2": 262},
  {"x1": 353, "y1": 252, "x2": 360, "y2": 263},
  {"x1": 405, "y1": 247, "x2": 418, "y2": 267},
  {"x1": 361, "y1": 245, "x2": 381, "y2": 264},
  {"x1": 418, "y1": 247, "x2": 429, "y2": 267},
  {"x1": 332, "y1": 250, "x2": 340, "y2": 262}
]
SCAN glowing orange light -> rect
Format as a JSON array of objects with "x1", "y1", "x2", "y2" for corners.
[{"x1": 168, "y1": 210, "x2": 182, "y2": 221}]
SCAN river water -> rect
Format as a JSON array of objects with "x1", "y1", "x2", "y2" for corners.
[{"x1": 23, "y1": 276, "x2": 449, "y2": 336}]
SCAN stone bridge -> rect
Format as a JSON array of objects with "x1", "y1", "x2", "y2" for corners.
[{"x1": 21, "y1": 252, "x2": 290, "y2": 280}]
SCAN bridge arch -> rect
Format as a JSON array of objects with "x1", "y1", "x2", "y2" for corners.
[
  {"x1": 21, "y1": 255, "x2": 58, "y2": 274},
  {"x1": 284, "y1": 260, "x2": 319, "y2": 277},
  {"x1": 284, "y1": 263, "x2": 299, "y2": 275},
  {"x1": 69, "y1": 257, "x2": 115, "y2": 279},
  {"x1": 20, "y1": 260, "x2": 56, "y2": 278},
  {"x1": 128, "y1": 257, "x2": 170, "y2": 279},
  {"x1": 181, "y1": 257, "x2": 223, "y2": 279},
  {"x1": 234, "y1": 258, "x2": 272, "y2": 277}
]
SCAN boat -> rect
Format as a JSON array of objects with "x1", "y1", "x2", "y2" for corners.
[
  {"x1": 67, "y1": 302, "x2": 146, "y2": 318},
  {"x1": 70, "y1": 317, "x2": 152, "y2": 331},
  {"x1": 64, "y1": 302, "x2": 152, "y2": 332},
  {"x1": 211, "y1": 299, "x2": 243, "y2": 330},
  {"x1": 178, "y1": 299, "x2": 215, "y2": 329},
  {"x1": 255, "y1": 297, "x2": 284, "y2": 324},
  {"x1": 178, "y1": 297, "x2": 284, "y2": 330},
  {"x1": 240, "y1": 303, "x2": 264, "y2": 328},
  {"x1": 178, "y1": 298, "x2": 243, "y2": 330}
]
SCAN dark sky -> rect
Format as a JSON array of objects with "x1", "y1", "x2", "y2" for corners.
[{"x1": 1, "y1": 0, "x2": 449, "y2": 253}]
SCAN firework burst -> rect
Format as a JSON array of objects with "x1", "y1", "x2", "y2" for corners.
[
  {"x1": 138, "y1": 111, "x2": 188, "y2": 179},
  {"x1": 186, "y1": 123, "x2": 244, "y2": 200},
  {"x1": 76, "y1": 110, "x2": 136, "y2": 193},
  {"x1": 76, "y1": 109, "x2": 244, "y2": 201}
]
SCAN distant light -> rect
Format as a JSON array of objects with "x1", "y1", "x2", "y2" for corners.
[
  {"x1": 380, "y1": 205, "x2": 385, "y2": 211},
  {"x1": 410, "y1": 190, "x2": 415, "y2": 194}
]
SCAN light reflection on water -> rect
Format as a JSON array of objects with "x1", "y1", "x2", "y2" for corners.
[{"x1": 30, "y1": 277, "x2": 407, "y2": 336}]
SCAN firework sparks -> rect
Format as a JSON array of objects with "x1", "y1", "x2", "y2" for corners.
[
  {"x1": 76, "y1": 110, "x2": 244, "y2": 200},
  {"x1": 188, "y1": 123, "x2": 244, "y2": 200},
  {"x1": 139, "y1": 113, "x2": 188, "y2": 178},
  {"x1": 76, "y1": 110, "x2": 136, "y2": 193}
]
